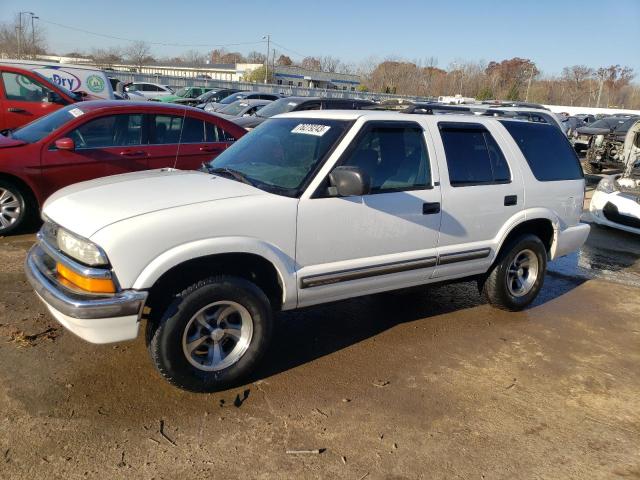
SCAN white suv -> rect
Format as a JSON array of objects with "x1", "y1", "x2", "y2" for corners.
[{"x1": 26, "y1": 110, "x2": 590, "y2": 391}]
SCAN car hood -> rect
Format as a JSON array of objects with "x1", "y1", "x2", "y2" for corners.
[
  {"x1": 232, "y1": 115, "x2": 265, "y2": 128},
  {"x1": 43, "y1": 169, "x2": 264, "y2": 238},
  {"x1": 576, "y1": 126, "x2": 611, "y2": 136},
  {"x1": 0, "y1": 135, "x2": 27, "y2": 148}
]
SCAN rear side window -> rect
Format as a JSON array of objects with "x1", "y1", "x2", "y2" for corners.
[
  {"x1": 500, "y1": 121, "x2": 582, "y2": 181},
  {"x1": 439, "y1": 123, "x2": 510, "y2": 186}
]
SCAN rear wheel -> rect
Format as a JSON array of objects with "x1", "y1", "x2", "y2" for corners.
[
  {"x1": 0, "y1": 180, "x2": 29, "y2": 236},
  {"x1": 481, "y1": 234, "x2": 547, "y2": 311},
  {"x1": 147, "y1": 275, "x2": 273, "y2": 392}
]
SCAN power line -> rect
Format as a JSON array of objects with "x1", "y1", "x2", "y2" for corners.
[
  {"x1": 271, "y1": 41, "x2": 308, "y2": 59},
  {"x1": 39, "y1": 18, "x2": 266, "y2": 49}
]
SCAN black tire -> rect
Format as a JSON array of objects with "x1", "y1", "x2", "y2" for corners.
[
  {"x1": 481, "y1": 234, "x2": 547, "y2": 311},
  {"x1": 0, "y1": 180, "x2": 31, "y2": 236},
  {"x1": 147, "y1": 275, "x2": 273, "y2": 392}
]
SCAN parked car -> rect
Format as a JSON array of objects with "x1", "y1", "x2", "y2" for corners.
[
  {"x1": 124, "y1": 82, "x2": 174, "y2": 100},
  {"x1": 1, "y1": 59, "x2": 115, "y2": 100},
  {"x1": 581, "y1": 116, "x2": 640, "y2": 173},
  {"x1": 215, "y1": 99, "x2": 272, "y2": 119},
  {"x1": 109, "y1": 77, "x2": 147, "y2": 101},
  {"x1": 174, "y1": 88, "x2": 243, "y2": 107},
  {"x1": 232, "y1": 96, "x2": 375, "y2": 129},
  {"x1": 571, "y1": 115, "x2": 638, "y2": 155},
  {"x1": 152, "y1": 86, "x2": 215, "y2": 103},
  {"x1": 203, "y1": 91, "x2": 283, "y2": 112},
  {"x1": 0, "y1": 64, "x2": 100, "y2": 132},
  {"x1": 24, "y1": 110, "x2": 589, "y2": 391},
  {"x1": 589, "y1": 119, "x2": 640, "y2": 234},
  {"x1": 0, "y1": 101, "x2": 245, "y2": 235},
  {"x1": 560, "y1": 116, "x2": 588, "y2": 137}
]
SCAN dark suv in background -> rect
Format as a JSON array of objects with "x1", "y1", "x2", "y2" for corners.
[{"x1": 231, "y1": 96, "x2": 375, "y2": 129}]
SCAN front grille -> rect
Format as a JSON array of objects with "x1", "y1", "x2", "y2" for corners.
[{"x1": 603, "y1": 202, "x2": 640, "y2": 229}]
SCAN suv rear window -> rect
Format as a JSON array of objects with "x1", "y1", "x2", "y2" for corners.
[
  {"x1": 439, "y1": 122, "x2": 510, "y2": 186},
  {"x1": 500, "y1": 121, "x2": 583, "y2": 181}
]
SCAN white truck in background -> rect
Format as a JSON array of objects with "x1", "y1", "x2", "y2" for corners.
[{"x1": 0, "y1": 59, "x2": 114, "y2": 100}]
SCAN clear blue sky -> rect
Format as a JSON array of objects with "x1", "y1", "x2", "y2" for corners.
[{"x1": 2, "y1": 0, "x2": 639, "y2": 75}]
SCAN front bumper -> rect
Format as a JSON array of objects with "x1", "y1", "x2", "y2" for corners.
[
  {"x1": 25, "y1": 244, "x2": 148, "y2": 343},
  {"x1": 590, "y1": 190, "x2": 640, "y2": 235}
]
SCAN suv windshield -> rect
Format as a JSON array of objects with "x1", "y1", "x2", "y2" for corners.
[
  {"x1": 10, "y1": 105, "x2": 78, "y2": 143},
  {"x1": 174, "y1": 87, "x2": 189, "y2": 97},
  {"x1": 206, "y1": 118, "x2": 350, "y2": 196},
  {"x1": 256, "y1": 98, "x2": 301, "y2": 118},
  {"x1": 220, "y1": 92, "x2": 247, "y2": 105}
]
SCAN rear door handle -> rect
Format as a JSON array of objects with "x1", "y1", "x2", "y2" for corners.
[
  {"x1": 119, "y1": 150, "x2": 147, "y2": 157},
  {"x1": 7, "y1": 107, "x2": 27, "y2": 113},
  {"x1": 199, "y1": 146, "x2": 221, "y2": 152},
  {"x1": 423, "y1": 202, "x2": 441, "y2": 215},
  {"x1": 504, "y1": 195, "x2": 518, "y2": 206}
]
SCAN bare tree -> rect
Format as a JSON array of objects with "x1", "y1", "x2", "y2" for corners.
[
  {"x1": 91, "y1": 47, "x2": 123, "y2": 67},
  {"x1": 181, "y1": 49, "x2": 207, "y2": 65},
  {"x1": 246, "y1": 51, "x2": 267, "y2": 63},
  {"x1": 124, "y1": 41, "x2": 153, "y2": 69},
  {"x1": 0, "y1": 16, "x2": 47, "y2": 58}
]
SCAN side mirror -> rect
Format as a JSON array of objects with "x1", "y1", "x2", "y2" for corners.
[
  {"x1": 328, "y1": 166, "x2": 370, "y2": 197},
  {"x1": 46, "y1": 91, "x2": 65, "y2": 105},
  {"x1": 55, "y1": 137, "x2": 75, "y2": 151}
]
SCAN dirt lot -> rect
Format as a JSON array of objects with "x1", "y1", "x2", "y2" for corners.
[{"x1": 1, "y1": 186, "x2": 639, "y2": 479}]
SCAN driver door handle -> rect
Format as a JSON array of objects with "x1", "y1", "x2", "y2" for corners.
[{"x1": 7, "y1": 107, "x2": 27, "y2": 113}]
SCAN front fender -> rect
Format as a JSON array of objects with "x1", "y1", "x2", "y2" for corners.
[{"x1": 132, "y1": 236, "x2": 297, "y2": 309}]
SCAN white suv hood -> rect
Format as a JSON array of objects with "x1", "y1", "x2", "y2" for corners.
[{"x1": 43, "y1": 169, "x2": 263, "y2": 238}]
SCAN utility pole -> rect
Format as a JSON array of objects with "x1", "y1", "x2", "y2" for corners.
[
  {"x1": 262, "y1": 34, "x2": 270, "y2": 84},
  {"x1": 31, "y1": 15, "x2": 39, "y2": 58},
  {"x1": 18, "y1": 12, "x2": 36, "y2": 59},
  {"x1": 525, "y1": 68, "x2": 534, "y2": 102}
]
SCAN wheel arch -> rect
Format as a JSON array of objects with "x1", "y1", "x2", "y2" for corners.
[
  {"x1": 495, "y1": 211, "x2": 558, "y2": 261},
  {"x1": 0, "y1": 172, "x2": 40, "y2": 207}
]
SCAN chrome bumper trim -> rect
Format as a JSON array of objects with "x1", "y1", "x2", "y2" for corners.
[{"x1": 25, "y1": 245, "x2": 147, "y2": 320}]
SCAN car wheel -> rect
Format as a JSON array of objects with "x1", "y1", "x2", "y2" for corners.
[
  {"x1": 481, "y1": 234, "x2": 547, "y2": 311},
  {"x1": 0, "y1": 180, "x2": 29, "y2": 236},
  {"x1": 148, "y1": 275, "x2": 273, "y2": 392}
]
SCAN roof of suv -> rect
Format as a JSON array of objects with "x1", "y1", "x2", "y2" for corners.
[{"x1": 275, "y1": 109, "x2": 513, "y2": 124}]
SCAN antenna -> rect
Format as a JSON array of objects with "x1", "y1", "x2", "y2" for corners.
[{"x1": 173, "y1": 106, "x2": 188, "y2": 169}]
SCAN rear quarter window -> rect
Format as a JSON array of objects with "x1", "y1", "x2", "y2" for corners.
[{"x1": 500, "y1": 121, "x2": 583, "y2": 181}]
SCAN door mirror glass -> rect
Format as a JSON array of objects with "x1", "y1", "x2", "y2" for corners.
[
  {"x1": 329, "y1": 166, "x2": 370, "y2": 197},
  {"x1": 55, "y1": 137, "x2": 75, "y2": 150},
  {"x1": 46, "y1": 91, "x2": 65, "y2": 104}
]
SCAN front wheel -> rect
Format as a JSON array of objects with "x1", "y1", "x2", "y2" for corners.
[
  {"x1": 481, "y1": 234, "x2": 547, "y2": 311},
  {"x1": 0, "y1": 181, "x2": 29, "y2": 236},
  {"x1": 147, "y1": 275, "x2": 273, "y2": 392}
]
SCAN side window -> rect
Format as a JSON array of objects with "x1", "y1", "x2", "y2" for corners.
[
  {"x1": 500, "y1": 120, "x2": 583, "y2": 181},
  {"x1": 204, "y1": 122, "x2": 236, "y2": 143},
  {"x1": 152, "y1": 115, "x2": 206, "y2": 144},
  {"x1": 298, "y1": 102, "x2": 321, "y2": 111},
  {"x1": 1, "y1": 72, "x2": 53, "y2": 102},
  {"x1": 439, "y1": 123, "x2": 511, "y2": 186},
  {"x1": 69, "y1": 114, "x2": 144, "y2": 148},
  {"x1": 342, "y1": 125, "x2": 431, "y2": 193}
]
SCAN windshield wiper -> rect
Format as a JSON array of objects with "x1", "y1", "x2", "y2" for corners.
[{"x1": 206, "y1": 166, "x2": 256, "y2": 187}]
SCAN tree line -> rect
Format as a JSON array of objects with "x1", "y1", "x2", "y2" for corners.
[{"x1": 0, "y1": 15, "x2": 637, "y2": 108}]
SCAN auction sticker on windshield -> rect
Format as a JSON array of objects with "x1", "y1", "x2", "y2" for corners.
[
  {"x1": 68, "y1": 108, "x2": 84, "y2": 118},
  {"x1": 292, "y1": 124, "x2": 331, "y2": 136}
]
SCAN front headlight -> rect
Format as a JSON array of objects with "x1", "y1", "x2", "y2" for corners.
[
  {"x1": 596, "y1": 177, "x2": 617, "y2": 194},
  {"x1": 57, "y1": 228, "x2": 108, "y2": 266}
]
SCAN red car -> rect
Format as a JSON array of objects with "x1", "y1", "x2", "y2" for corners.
[
  {"x1": 0, "y1": 101, "x2": 246, "y2": 235},
  {"x1": 0, "y1": 64, "x2": 85, "y2": 132}
]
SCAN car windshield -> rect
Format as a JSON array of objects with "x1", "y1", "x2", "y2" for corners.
[
  {"x1": 589, "y1": 117, "x2": 628, "y2": 130},
  {"x1": 220, "y1": 92, "x2": 247, "y2": 105},
  {"x1": 206, "y1": 118, "x2": 350, "y2": 196},
  {"x1": 10, "y1": 105, "x2": 79, "y2": 143},
  {"x1": 219, "y1": 101, "x2": 250, "y2": 116},
  {"x1": 174, "y1": 87, "x2": 189, "y2": 97},
  {"x1": 256, "y1": 98, "x2": 301, "y2": 118}
]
